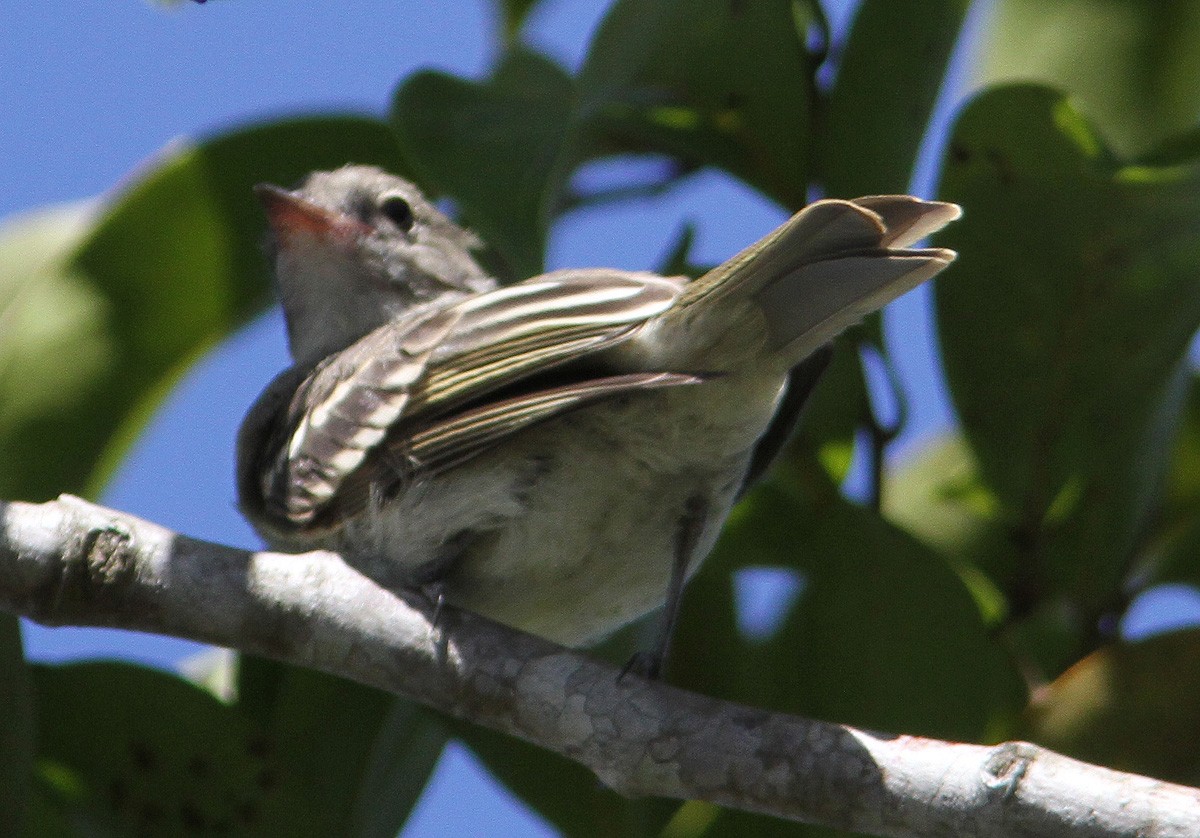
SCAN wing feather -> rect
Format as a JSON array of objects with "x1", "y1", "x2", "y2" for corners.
[
  {"x1": 265, "y1": 306, "x2": 461, "y2": 523},
  {"x1": 326, "y1": 372, "x2": 703, "y2": 522},
  {"x1": 406, "y1": 371, "x2": 702, "y2": 472},
  {"x1": 258, "y1": 270, "x2": 688, "y2": 529}
]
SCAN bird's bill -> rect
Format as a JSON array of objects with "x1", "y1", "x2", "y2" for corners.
[{"x1": 254, "y1": 183, "x2": 372, "y2": 248}]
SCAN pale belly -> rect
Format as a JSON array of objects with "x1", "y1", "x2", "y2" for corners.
[{"x1": 336, "y1": 371, "x2": 788, "y2": 646}]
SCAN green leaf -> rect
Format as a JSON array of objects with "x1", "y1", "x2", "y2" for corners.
[
  {"x1": 235, "y1": 656, "x2": 450, "y2": 836},
  {"x1": 457, "y1": 721, "x2": 678, "y2": 838},
  {"x1": 250, "y1": 666, "x2": 447, "y2": 838},
  {"x1": 36, "y1": 660, "x2": 445, "y2": 836},
  {"x1": 495, "y1": 0, "x2": 545, "y2": 42},
  {"x1": 977, "y1": 0, "x2": 1200, "y2": 157},
  {"x1": 1142, "y1": 376, "x2": 1200, "y2": 587},
  {"x1": 884, "y1": 434, "x2": 1011, "y2": 625},
  {"x1": 393, "y1": 49, "x2": 576, "y2": 280},
  {"x1": 350, "y1": 700, "x2": 449, "y2": 838},
  {"x1": 793, "y1": 339, "x2": 870, "y2": 484},
  {"x1": 701, "y1": 807, "x2": 850, "y2": 838},
  {"x1": 819, "y1": 0, "x2": 970, "y2": 196},
  {"x1": 1023, "y1": 629, "x2": 1200, "y2": 785},
  {"x1": 33, "y1": 662, "x2": 312, "y2": 835},
  {"x1": 576, "y1": 0, "x2": 819, "y2": 209},
  {"x1": 0, "y1": 202, "x2": 109, "y2": 501},
  {"x1": 0, "y1": 617, "x2": 32, "y2": 837},
  {"x1": 25, "y1": 788, "x2": 75, "y2": 838},
  {"x1": 235, "y1": 654, "x2": 289, "y2": 728},
  {"x1": 886, "y1": 434, "x2": 1158, "y2": 682},
  {"x1": 1, "y1": 117, "x2": 405, "y2": 502},
  {"x1": 673, "y1": 460, "x2": 1024, "y2": 743},
  {"x1": 655, "y1": 222, "x2": 701, "y2": 277},
  {"x1": 936, "y1": 84, "x2": 1200, "y2": 610}
]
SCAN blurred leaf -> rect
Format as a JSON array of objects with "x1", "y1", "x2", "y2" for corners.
[
  {"x1": 1148, "y1": 376, "x2": 1200, "y2": 587},
  {"x1": 936, "y1": 85, "x2": 1200, "y2": 610},
  {"x1": 884, "y1": 434, "x2": 1011, "y2": 625},
  {"x1": 819, "y1": 0, "x2": 970, "y2": 196},
  {"x1": 577, "y1": 0, "x2": 819, "y2": 209},
  {"x1": 701, "y1": 810, "x2": 828, "y2": 838},
  {"x1": 235, "y1": 654, "x2": 289, "y2": 728},
  {"x1": 662, "y1": 799, "x2": 864, "y2": 838},
  {"x1": 1140, "y1": 128, "x2": 1200, "y2": 169},
  {"x1": 459, "y1": 722, "x2": 678, "y2": 838},
  {"x1": 1, "y1": 117, "x2": 404, "y2": 503},
  {"x1": 667, "y1": 460, "x2": 1024, "y2": 836},
  {"x1": 778, "y1": 481, "x2": 1023, "y2": 740},
  {"x1": 178, "y1": 647, "x2": 237, "y2": 702},
  {"x1": 250, "y1": 666, "x2": 446, "y2": 838},
  {"x1": 1023, "y1": 629, "x2": 1200, "y2": 784},
  {"x1": 0, "y1": 617, "x2": 32, "y2": 837},
  {"x1": 33, "y1": 662, "x2": 312, "y2": 835},
  {"x1": 887, "y1": 435, "x2": 1093, "y2": 680},
  {"x1": 350, "y1": 700, "x2": 449, "y2": 838},
  {"x1": 25, "y1": 788, "x2": 75, "y2": 838},
  {"x1": 795, "y1": 340, "x2": 870, "y2": 484},
  {"x1": 40, "y1": 659, "x2": 444, "y2": 836},
  {"x1": 672, "y1": 459, "x2": 1024, "y2": 743},
  {"x1": 656, "y1": 222, "x2": 701, "y2": 277},
  {"x1": 977, "y1": 0, "x2": 1200, "y2": 157},
  {"x1": 1005, "y1": 597, "x2": 1098, "y2": 686},
  {"x1": 0, "y1": 202, "x2": 107, "y2": 502},
  {"x1": 393, "y1": 49, "x2": 576, "y2": 280},
  {"x1": 495, "y1": 0, "x2": 545, "y2": 42}
]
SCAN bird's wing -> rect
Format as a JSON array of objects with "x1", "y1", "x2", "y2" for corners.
[
  {"x1": 243, "y1": 270, "x2": 695, "y2": 532},
  {"x1": 328, "y1": 370, "x2": 702, "y2": 523}
]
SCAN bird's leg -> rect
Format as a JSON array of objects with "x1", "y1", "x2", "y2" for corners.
[
  {"x1": 622, "y1": 494, "x2": 708, "y2": 681},
  {"x1": 406, "y1": 529, "x2": 479, "y2": 631},
  {"x1": 418, "y1": 580, "x2": 448, "y2": 628}
]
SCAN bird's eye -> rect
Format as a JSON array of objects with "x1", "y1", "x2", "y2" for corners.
[{"x1": 379, "y1": 195, "x2": 415, "y2": 232}]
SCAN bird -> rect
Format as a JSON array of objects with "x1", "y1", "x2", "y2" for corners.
[{"x1": 237, "y1": 164, "x2": 960, "y2": 672}]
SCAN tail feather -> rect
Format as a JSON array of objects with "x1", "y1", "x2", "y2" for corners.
[
  {"x1": 679, "y1": 199, "x2": 889, "y2": 307},
  {"x1": 677, "y1": 195, "x2": 961, "y2": 361},
  {"x1": 757, "y1": 248, "x2": 955, "y2": 359},
  {"x1": 851, "y1": 196, "x2": 963, "y2": 248}
]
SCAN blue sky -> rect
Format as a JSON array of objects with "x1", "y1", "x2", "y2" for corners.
[{"x1": 5, "y1": 1, "x2": 1199, "y2": 835}]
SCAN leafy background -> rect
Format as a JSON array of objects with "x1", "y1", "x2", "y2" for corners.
[{"x1": 5, "y1": 0, "x2": 1200, "y2": 835}]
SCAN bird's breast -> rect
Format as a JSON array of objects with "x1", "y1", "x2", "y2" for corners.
[{"x1": 432, "y1": 370, "x2": 790, "y2": 646}]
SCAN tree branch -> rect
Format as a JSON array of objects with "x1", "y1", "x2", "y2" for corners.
[{"x1": 2, "y1": 496, "x2": 1198, "y2": 837}]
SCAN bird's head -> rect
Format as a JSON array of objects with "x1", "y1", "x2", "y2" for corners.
[{"x1": 256, "y1": 165, "x2": 495, "y2": 365}]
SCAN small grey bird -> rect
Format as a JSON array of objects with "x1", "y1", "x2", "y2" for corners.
[{"x1": 237, "y1": 165, "x2": 960, "y2": 666}]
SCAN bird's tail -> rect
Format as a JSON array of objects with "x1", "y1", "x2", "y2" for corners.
[{"x1": 676, "y1": 196, "x2": 961, "y2": 363}]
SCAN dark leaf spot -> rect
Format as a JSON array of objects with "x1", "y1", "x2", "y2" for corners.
[{"x1": 129, "y1": 741, "x2": 156, "y2": 772}]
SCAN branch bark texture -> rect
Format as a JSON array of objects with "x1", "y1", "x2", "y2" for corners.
[{"x1": 3, "y1": 496, "x2": 1198, "y2": 837}]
